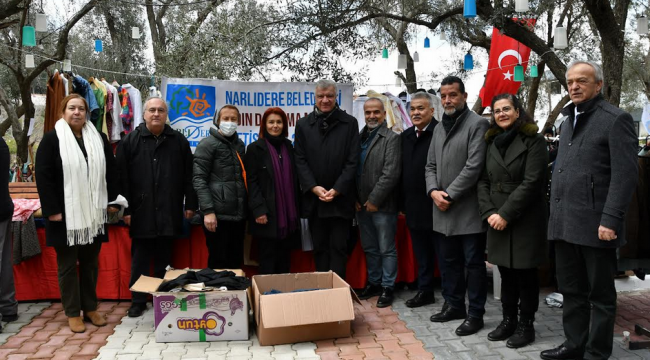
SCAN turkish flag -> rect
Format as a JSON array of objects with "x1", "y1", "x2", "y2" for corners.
[{"x1": 479, "y1": 19, "x2": 536, "y2": 107}]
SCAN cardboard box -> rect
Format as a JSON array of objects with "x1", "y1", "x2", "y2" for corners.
[
  {"x1": 252, "y1": 271, "x2": 360, "y2": 346},
  {"x1": 130, "y1": 269, "x2": 249, "y2": 343}
]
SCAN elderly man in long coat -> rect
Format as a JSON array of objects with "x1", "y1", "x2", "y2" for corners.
[{"x1": 540, "y1": 61, "x2": 638, "y2": 360}]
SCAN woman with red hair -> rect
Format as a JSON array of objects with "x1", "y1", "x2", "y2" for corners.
[{"x1": 244, "y1": 107, "x2": 300, "y2": 274}]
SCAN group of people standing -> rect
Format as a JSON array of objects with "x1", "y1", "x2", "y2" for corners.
[{"x1": 15, "y1": 60, "x2": 638, "y2": 360}]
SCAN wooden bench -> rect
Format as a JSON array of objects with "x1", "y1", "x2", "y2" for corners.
[{"x1": 9, "y1": 182, "x2": 39, "y2": 200}]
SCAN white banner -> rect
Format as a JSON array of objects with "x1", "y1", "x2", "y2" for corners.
[{"x1": 161, "y1": 78, "x2": 354, "y2": 150}]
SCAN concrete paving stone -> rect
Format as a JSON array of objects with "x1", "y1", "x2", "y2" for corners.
[
  {"x1": 292, "y1": 342, "x2": 317, "y2": 350},
  {"x1": 227, "y1": 346, "x2": 252, "y2": 356},
  {"x1": 357, "y1": 335, "x2": 382, "y2": 349},
  {"x1": 494, "y1": 346, "x2": 529, "y2": 359},
  {"x1": 425, "y1": 346, "x2": 460, "y2": 360},
  {"x1": 335, "y1": 336, "x2": 359, "y2": 345},
  {"x1": 418, "y1": 335, "x2": 444, "y2": 348},
  {"x1": 295, "y1": 348, "x2": 318, "y2": 357},
  {"x1": 228, "y1": 340, "x2": 253, "y2": 347},
  {"x1": 0, "y1": 332, "x2": 13, "y2": 345},
  {"x1": 434, "y1": 328, "x2": 459, "y2": 342},
  {"x1": 206, "y1": 342, "x2": 232, "y2": 351},
  {"x1": 185, "y1": 342, "x2": 211, "y2": 350},
  {"x1": 442, "y1": 339, "x2": 471, "y2": 352},
  {"x1": 96, "y1": 348, "x2": 120, "y2": 359},
  {"x1": 181, "y1": 356, "x2": 208, "y2": 360},
  {"x1": 408, "y1": 325, "x2": 434, "y2": 337},
  {"x1": 224, "y1": 356, "x2": 252, "y2": 360},
  {"x1": 141, "y1": 342, "x2": 168, "y2": 351},
  {"x1": 294, "y1": 356, "x2": 320, "y2": 360},
  {"x1": 118, "y1": 342, "x2": 146, "y2": 354},
  {"x1": 116, "y1": 355, "x2": 141, "y2": 360},
  {"x1": 271, "y1": 353, "x2": 297, "y2": 360},
  {"x1": 270, "y1": 344, "x2": 294, "y2": 353},
  {"x1": 206, "y1": 354, "x2": 227, "y2": 360},
  {"x1": 458, "y1": 334, "x2": 484, "y2": 345},
  {"x1": 377, "y1": 339, "x2": 404, "y2": 353}
]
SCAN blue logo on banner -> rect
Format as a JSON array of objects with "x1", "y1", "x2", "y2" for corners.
[{"x1": 166, "y1": 84, "x2": 216, "y2": 146}]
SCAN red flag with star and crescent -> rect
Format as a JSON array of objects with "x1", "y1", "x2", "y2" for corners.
[{"x1": 479, "y1": 19, "x2": 536, "y2": 107}]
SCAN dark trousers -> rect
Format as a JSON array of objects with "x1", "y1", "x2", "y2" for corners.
[
  {"x1": 498, "y1": 266, "x2": 539, "y2": 319},
  {"x1": 257, "y1": 236, "x2": 292, "y2": 275},
  {"x1": 204, "y1": 220, "x2": 246, "y2": 270},
  {"x1": 54, "y1": 240, "x2": 102, "y2": 317},
  {"x1": 435, "y1": 231, "x2": 487, "y2": 318},
  {"x1": 0, "y1": 219, "x2": 17, "y2": 321},
  {"x1": 555, "y1": 240, "x2": 617, "y2": 359},
  {"x1": 408, "y1": 227, "x2": 439, "y2": 292},
  {"x1": 309, "y1": 216, "x2": 350, "y2": 279},
  {"x1": 129, "y1": 237, "x2": 174, "y2": 304}
]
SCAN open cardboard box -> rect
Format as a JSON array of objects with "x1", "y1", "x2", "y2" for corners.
[
  {"x1": 130, "y1": 269, "x2": 250, "y2": 343},
  {"x1": 252, "y1": 271, "x2": 361, "y2": 346}
]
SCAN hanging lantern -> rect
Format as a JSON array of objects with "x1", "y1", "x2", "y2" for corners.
[
  {"x1": 95, "y1": 39, "x2": 103, "y2": 52},
  {"x1": 35, "y1": 14, "x2": 47, "y2": 32},
  {"x1": 424, "y1": 37, "x2": 430, "y2": 48},
  {"x1": 464, "y1": 0, "x2": 477, "y2": 18},
  {"x1": 554, "y1": 26, "x2": 568, "y2": 49},
  {"x1": 529, "y1": 65, "x2": 539, "y2": 77},
  {"x1": 25, "y1": 54, "x2": 34, "y2": 68},
  {"x1": 463, "y1": 52, "x2": 474, "y2": 70},
  {"x1": 413, "y1": 51, "x2": 420, "y2": 63},
  {"x1": 440, "y1": 32, "x2": 447, "y2": 41},
  {"x1": 397, "y1": 54, "x2": 407, "y2": 69},
  {"x1": 382, "y1": 47, "x2": 389, "y2": 59},
  {"x1": 395, "y1": 75, "x2": 401, "y2": 87},
  {"x1": 638, "y1": 17, "x2": 648, "y2": 35},
  {"x1": 22, "y1": 26, "x2": 36, "y2": 47},
  {"x1": 515, "y1": 0, "x2": 529, "y2": 12},
  {"x1": 63, "y1": 59, "x2": 71, "y2": 72},
  {"x1": 132, "y1": 27, "x2": 141, "y2": 39},
  {"x1": 514, "y1": 64, "x2": 525, "y2": 81}
]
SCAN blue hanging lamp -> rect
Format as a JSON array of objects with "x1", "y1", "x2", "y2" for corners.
[
  {"x1": 514, "y1": 64, "x2": 525, "y2": 81},
  {"x1": 464, "y1": 0, "x2": 477, "y2": 18},
  {"x1": 463, "y1": 52, "x2": 474, "y2": 70},
  {"x1": 95, "y1": 39, "x2": 103, "y2": 52},
  {"x1": 424, "y1": 37, "x2": 430, "y2": 48},
  {"x1": 22, "y1": 26, "x2": 36, "y2": 47}
]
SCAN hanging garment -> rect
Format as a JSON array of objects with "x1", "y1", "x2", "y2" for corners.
[
  {"x1": 121, "y1": 84, "x2": 143, "y2": 128},
  {"x1": 118, "y1": 87, "x2": 134, "y2": 133},
  {"x1": 103, "y1": 81, "x2": 124, "y2": 142},
  {"x1": 72, "y1": 75, "x2": 100, "y2": 123},
  {"x1": 91, "y1": 78, "x2": 108, "y2": 136},
  {"x1": 44, "y1": 70, "x2": 66, "y2": 133},
  {"x1": 12, "y1": 215, "x2": 40, "y2": 265}
]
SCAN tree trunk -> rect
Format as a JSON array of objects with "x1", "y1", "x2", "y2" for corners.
[
  {"x1": 526, "y1": 62, "x2": 546, "y2": 116},
  {"x1": 16, "y1": 82, "x2": 34, "y2": 163},
  {"x1": 544, "y1": 94, "x2": 570, "y2": 131}
]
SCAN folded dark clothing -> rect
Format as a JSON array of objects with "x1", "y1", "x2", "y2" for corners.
[
  {"x1": 157, "y1": 268, "x2": 251, "y2": 292},
  {"x1": 263, "y1": 288, "x2": 323, "y2": 295}
]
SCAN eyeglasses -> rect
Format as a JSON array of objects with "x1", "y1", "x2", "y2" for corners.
[{"x1": 493, "y1": 106, "x2": 514, "y2": 116}]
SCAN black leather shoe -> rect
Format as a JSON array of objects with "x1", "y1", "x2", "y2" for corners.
[
  {"x1": 356, "y1": 283, "x2": 383, "y2": 300},
  {"x1": 487, "y1": 315, "x2": 517, "y2": 341},
  {"x1": 1, "y1": 314, "x2": 18, "y2": 322},
  {"x1": 540, "y1": 345, "x2": 583, "y2": 360},
  {"x1": 376, "y1": 287, "x2": 394, "y2": 308},
  {"x1": 507, "y1": 318, "x2": 535, "y2": 348},
  {"x1": 405, "y1": 291, "x2": 435, "y2": 308},
  {"x1": 430, "y1": 305, "x2": 466, "y2": 322},
  {"x1": 455, "y1": 316, "x2": 484, "y2": 336},
  {"x1": 127, "y1": 302, "x2": 147, "y2": 318}
]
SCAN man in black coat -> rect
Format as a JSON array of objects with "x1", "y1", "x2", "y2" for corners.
[
  {"x1": 116, "y1": 97, "x2": 198, "y2": 318},
  {"x1": 294, "y1": 79, "x2": 360, "y2": 279},
  {"x1": 400, "y1": 92, "x2": 439, "y2": 308},
  {"x1": 0, "y1": 137, "x2": 15, "y2": 332},
  {"x1": 541, "y1": 61, "x2": 638, "y2": 360}
]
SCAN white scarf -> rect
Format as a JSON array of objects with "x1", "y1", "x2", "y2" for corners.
[{"x1": 54, "y1": 119, "x2": 108, "y2": 246}]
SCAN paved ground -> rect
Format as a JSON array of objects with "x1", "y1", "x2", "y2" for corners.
[{"x1": 1, "y1": 278, "x2": 650, "y2": 359}]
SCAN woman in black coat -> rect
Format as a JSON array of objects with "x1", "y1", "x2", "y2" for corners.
[
  {"x1": 244, "y1": 107, "x2": 300, "y2": 274},
  {"x1": 477, "y1": 93, "x2": 548, "y2": 349},
  {"x1": 36, "y1": 94, "x2": 120, "y2": 333}
]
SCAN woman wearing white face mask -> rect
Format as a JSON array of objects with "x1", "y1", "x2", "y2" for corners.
[{"x1": 193, "y1": 105, "x2": 247, "y2": 269}]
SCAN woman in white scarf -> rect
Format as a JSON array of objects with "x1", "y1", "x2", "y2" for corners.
[{"x1": 36, "y1": 94, "x2": 120, "y2": 333}]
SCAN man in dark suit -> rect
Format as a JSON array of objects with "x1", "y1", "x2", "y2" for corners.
[
  {"x1": 400, "y1": 92, "x2": 439, "y2": 308},
  {"x1": 541, "y1": 61, "x2": 638, "y2": 360},
  {"x1": 294, "y1": 80, "x2": 360, "y2": 279}
]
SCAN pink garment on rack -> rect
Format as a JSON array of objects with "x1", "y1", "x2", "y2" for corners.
[{"x1": 12, "y1": 199, "x2": 41, "y2": 223}]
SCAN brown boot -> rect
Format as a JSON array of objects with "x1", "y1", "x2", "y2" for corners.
[
  {"x1": 68, "y1": 316, "x2": 86, "y2": 333},
  {"x1": 84, "y1": 311, "x2": 107, "y2": 327}
]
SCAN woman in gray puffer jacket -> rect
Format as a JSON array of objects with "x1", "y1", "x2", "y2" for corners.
[{"x1": 193, "y1": 105, "x2": 247, "y2": 269}]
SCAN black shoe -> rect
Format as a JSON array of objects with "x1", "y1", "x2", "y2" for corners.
[
  {"x1": 540, "y1": 345, "x2": 583, "y2": 360},
  {"x1": 356, "y1": 283, "x2": 383, "y2": 300},
  {"x1": 487, "y1": 315, "x2": 518, "y2": 341},
  {"x1": 455, "y1": 316, "x2": 484, "y2": 336},
  {"x1": 430, "y1": 305, "x2": 466, "y2": 322},
  {"x1": 1, "y1": 314, "x2": 18, "y2": 322},
  {"x1": 507, "y1": 318, "x2": 535, "y2": 348},
  {"x1": 376, "y1": 287, "x2": 394, "y2": 308},
  {"x1": 127, "y1": 302, "x2": 147, "y2": 318},
  {"x1": 405, "y1": 291, "x2": 435, "y2": 308}
]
